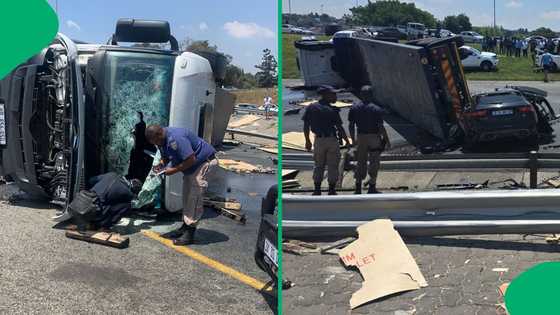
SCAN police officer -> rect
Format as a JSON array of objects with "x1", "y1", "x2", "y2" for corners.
[
  {"x1": 348, "y1": 85, "x2": 391, "y2": 194},
  {"x1": 303, "y1": 85, "x2": 350, "y2": 196},
  {"x1": 145, "y1": 125, "x2": 218, "y2": 245}
]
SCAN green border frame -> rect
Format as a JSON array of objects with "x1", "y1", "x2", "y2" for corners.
[{"x1": 277, "y1": 0, "x2": 283, "y2": 312}]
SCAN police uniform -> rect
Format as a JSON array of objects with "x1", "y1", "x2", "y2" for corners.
[
  {"x1": 161, "y1": 127, "x2": 217, "y2": 226},
  {"x1": 348, "y1": 101, "x2": 385, "y2": 189},
  {"x1": 302, "y1": 100, "x2": 342, "y2": 186}
]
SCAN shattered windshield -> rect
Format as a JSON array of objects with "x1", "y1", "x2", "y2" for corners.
[{"x1": 104, "y1": 51, "x2": 174, "y2": 175}]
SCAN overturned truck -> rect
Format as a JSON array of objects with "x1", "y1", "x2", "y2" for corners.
[
  {"x1": 0, "y1": 19, "x2": 235, "y2": 213},
  {"x1": 296, "y1": 34, "x2": 557, "y2": 142}
]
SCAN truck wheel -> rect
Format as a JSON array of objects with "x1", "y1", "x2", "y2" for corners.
[{"x1": 481, "y1": 61, "x2": 492, "y2": 71}]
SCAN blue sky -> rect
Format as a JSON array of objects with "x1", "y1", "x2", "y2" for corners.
[
  {"x1": 283, "y1": 0, "x2": 560, "y2": 31},
  {"x1": 48, "y1": 0, "x2": 277, "y2": 73}
]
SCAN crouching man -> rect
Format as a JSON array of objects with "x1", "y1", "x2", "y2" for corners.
[
  {"x1": 145, "y1": 125, "x2": 218, "y2": 245},
  {"x1": 69, "y1": 172, "x2": 142, "y2": 230}
]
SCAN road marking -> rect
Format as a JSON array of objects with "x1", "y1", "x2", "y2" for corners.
[{"x1": 142, "y1": 230, "x2": 272, "y2": 292}]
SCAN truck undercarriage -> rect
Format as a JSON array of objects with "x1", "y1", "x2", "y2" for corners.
[
  {"x1": 0, "y1": 34, "x2": 83, "y2": 207},
  {"x1": 32, "y1": 44, "x2": 77, "y2": 205}
]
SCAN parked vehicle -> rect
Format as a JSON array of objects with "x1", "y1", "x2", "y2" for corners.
[
  {"x1": 426, "y1": 28, "x2": 455, "y2": 38},
  {"x1": 374, "y1": 27, "x2": 407, "y2": 40},
  {"x1": 406, "y1": 22, "x2": 425, "y2": 39},
  {"x1": 235, "y1": 103, "x2": 259, "y2": 113},
  {"x1": 526, "y1": 35, "x2": 547, "y2": 42},
  {"x1": 535, "y1": 52, "x2": 560, "y2": 71},
  {"x1": 460, "y1": 31, "x2": 484, "y2": 43},
  {"x1": 458, "y1": 45, "x2": 499, "y2": 71},
  {"x1": 463, "y1": 88, "x2": 539, "y2": 144},
  {"x1": 282, "y1": 24, "x2": 313, "y2": 35}
]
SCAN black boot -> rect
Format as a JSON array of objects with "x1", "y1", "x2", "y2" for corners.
[
  {"x1": 173, "y1": 225, "x2": 196, "y2": 246},
  {"x1": 161, "y1": 223, "x2": 188, "y2": 239},
  {"x1": 312, "y1": 182, "x2": 322, "y2": 196},
  {"x1": 367, "y1": 185, "x2": 381, "y2": 194},
  {"x1": 354, "y1": 181, "x2": 362, "y2": 194},
  {"x1": 328, "y1": 184, "x2": 337, "y2": 195}
]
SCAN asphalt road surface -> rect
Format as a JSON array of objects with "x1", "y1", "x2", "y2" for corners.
[{"x1": 0, "y1": 145, "x2": 277, "y2": 315}]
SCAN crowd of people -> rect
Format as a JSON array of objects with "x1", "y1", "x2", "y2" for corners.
[{"x1": 482, "y1": 36, "x2": 559, "y2": 60}]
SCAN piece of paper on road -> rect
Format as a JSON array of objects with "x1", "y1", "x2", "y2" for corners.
[{"x1": 338, "y1": 219, "x2": 428, "y2": 309}]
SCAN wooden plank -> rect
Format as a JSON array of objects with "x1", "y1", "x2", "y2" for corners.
[
  {"x1": 203, "y1": 199, "x2": 241, "y2": 211},
  {"x1": 212, "y1": 207, "x2": 247, "y2": 224},
  {"x1": 65, "y1": 230, "x2": 129, "y2": 249},
  {"x1": 228, "y1": 114, "x2": 261, "y2": 128}
]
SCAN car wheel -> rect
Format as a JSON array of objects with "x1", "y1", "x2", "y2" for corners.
[{"x1": 481, "y1": 61, "x2": 492, "y2": 71}]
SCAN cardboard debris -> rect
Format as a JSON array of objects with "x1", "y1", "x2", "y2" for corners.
[
  {"x1": 546, "y1": 179, "x2": 560, "y2": 188},
  {"x1": 339, "y1": 219, "x2": 428, "y2": 309},
  {"x1": 228, "y1": 114, "x2": 261, "y2": 128},
  {"x1": 299, "y1": 100, "x2": 353, "y2": 108},
  {"x1": 219, "y1": 159, "x2": 273, "y2": 174},
  {"x1": 282, "y1": 132, "x2": 314, "y2": 151},
  {"x1": 282, "y1": 169, "x2": 299, "y2": 180}
]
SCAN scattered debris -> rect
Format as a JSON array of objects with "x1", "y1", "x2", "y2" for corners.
[
  {"x1": 65, "y1": 230, "x2": 129, "y2": 249},
  {"x1": 204, "y1": 196, "x2": 246, "y2": 224},
  {"x1": 227, "y1": 114, "x2": 262, "y2": 128},
  {"x1": 320, "y1": 237, "x2": 357, "y2": 255},
  {"x1": 222, "y1": 139, "x2": 241, "y2": 146},
  {"x1": 282, "y1": 132, "x2": 313, "y2": 151},
  {"x1": 283, "y1": 239, "x2": 319, "y2": 256},
  {"x1": 298, "y1": 99, "x2": 353, "y2": 108},
  {"x1": 282, "y1": 179, "x2": 300, "y2": 189},
  {"x1": 323, "y1": 275, "x2": 335, "y2": 284},
  {"x1": 492, "y1": 268, "x2": 509, "y2": 273},
  {"x1": 499, "y1": 283, "x2": 510, "y2": 296},
  {"x1": 436, "y1": 180, "x2": 489, "y2": 190},
  {"x1": 546, "y1": 179, "x2": 560, "y2": 188},
  {"x1": 338, "y1": 219, "x2": 427, "y2": 309},
  {"x1": 219, "y1": 159, "x2": 273, "y2": 174},
  {"x1": 282, "y1": 169, "x2": 300, "y2": 180},
  {"x1": 258, "y1": 147, "x2": 278, "y2": 154}
]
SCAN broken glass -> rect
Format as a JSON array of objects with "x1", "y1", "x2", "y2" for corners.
[{"x1": 103, "y1": 51, "x2": 174, "y2": 175}]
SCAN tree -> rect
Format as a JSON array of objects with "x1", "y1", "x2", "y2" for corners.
[
  {"x1": 178, "y1": 37, "x2": 256, "y2": 89},
  {"x1": 349, "y1": 0, "x2": 437, "y2": 28},
  {"x1": 254, "y1": 49, "x2": 277, "y2": 88},
  {"x1": 442, "y1": 14, "x2": 471, "y2": 33},
  {"x1": 531, "y1": 27, "x2": 556, "y2": 38}
]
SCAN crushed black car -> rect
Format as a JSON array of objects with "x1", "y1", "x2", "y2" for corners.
[{"x1": 462, "y1": 86, "x2": 558, "y2": 145}]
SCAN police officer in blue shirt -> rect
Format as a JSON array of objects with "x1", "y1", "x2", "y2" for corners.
[
  {"x1": 303, "y1": 85, "x2": 350, "y2": 195},
  {"x1": 145, "y1": 125, "x2": 218, "y2": 245},
  {"x1": 348, "y1": 85, "x2": 391, "y2": 194}
]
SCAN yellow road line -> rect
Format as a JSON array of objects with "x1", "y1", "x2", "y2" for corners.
[{"x1": 142, "y1": 230, "x2": 272, "y2": 293}]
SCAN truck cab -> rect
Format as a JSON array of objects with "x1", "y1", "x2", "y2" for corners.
[{"x1": 0, "y1": 19, "x2": 235, "y2": 215}]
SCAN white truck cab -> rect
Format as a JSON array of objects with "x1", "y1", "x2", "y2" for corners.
[{"x1": 0, "y1": 19, "x2": 235, "y2": 216}]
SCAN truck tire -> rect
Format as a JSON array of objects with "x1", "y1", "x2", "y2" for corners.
[{"x1": 481, "y1": 61, "x2": 493, "y2": 72}]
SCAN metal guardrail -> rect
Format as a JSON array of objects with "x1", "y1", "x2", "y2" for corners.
[
  {"x1": 282, "y1": 189, "x2": 560, "y2": 238},
  {"x1": 226, "y1": 128, "x2": 278, "y2": 141},
  {"x1": 283, "y1": 220, "x2": 560, "y2": 238},
  {"x1": 282, "y1": 151, "x2": 560, "y2": 188}
]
